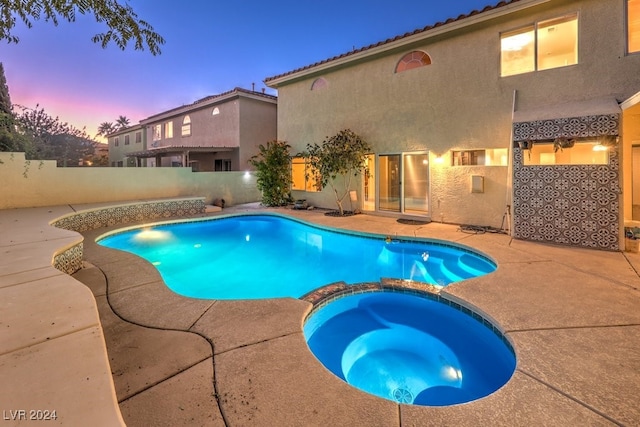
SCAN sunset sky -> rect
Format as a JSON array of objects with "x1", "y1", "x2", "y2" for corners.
[{"x1": 3, "y1": 0, "x2": 497, "y2": 141}]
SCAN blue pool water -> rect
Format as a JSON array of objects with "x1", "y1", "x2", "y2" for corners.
[
  {"x1": 304, "y1": 291, "x2": 516, "y2": 406},
  {"x1": 97, "y1": 214, "x2": 496, "y2": 300}
]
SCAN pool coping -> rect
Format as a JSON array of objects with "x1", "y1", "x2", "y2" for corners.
[
  {"x1": 0, "y1": 197, "x2": 207, "y2": 426},
  {"x1": 3, "y1": 201, "x2": 640, "y2": 425},
  {"x1": 84, "y1": 204, "x2": 640, "y2": 425}
]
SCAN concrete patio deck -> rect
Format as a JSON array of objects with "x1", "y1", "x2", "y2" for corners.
[{"x1": 2, "y1": 202, "x2": 640, "y2": 426}]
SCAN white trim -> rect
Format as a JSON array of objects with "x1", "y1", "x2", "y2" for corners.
[{"x1": 621, "y1": 91, "x2": 640, "y2": 109}]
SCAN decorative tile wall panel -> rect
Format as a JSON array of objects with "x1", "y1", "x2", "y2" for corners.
[
  {"x1": 52, "y1": 198, "x2": 206, "y2": 232},
  {"x1": 513, "y1": 114, "x2": 619, "y2": 142},
  {"x1": 53, "y1": 243, "x2": 84, "y2": 275},
  {"x1": 50, "y1": 198, "x2": 206, "y2": 274},
  {"x1": 512, "y1": 148, "x2": 620, "y2": 250}
]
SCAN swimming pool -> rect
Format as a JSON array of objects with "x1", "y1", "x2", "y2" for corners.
[
  {"x1": 97, "y1": 214, "x2": 496, "y2": 300},
  {"x1": 304, "y1": 291, "x2": 516, "y2": 406}
]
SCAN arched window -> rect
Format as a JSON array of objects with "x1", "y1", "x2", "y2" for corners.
[
  {"x1": 311, "y1": 77, "x2": 328, "y2": 91},
  {"x1": 395, "y1": 51, "x2": 432, "y2": 73},
  {"x1": 181, "y1": 115, "x2": 191, "y2": 137},
  {"x1": 212, "y1": 107, "x2": 220, "y2": 115}
]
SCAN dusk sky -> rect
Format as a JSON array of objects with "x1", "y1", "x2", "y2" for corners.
[{"x1": 3, "y1": 0, "x2": 497, "y2": 141}]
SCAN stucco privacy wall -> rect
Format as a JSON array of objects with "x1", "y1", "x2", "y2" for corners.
[{"x1": 0, "y1": 152, "x2": 261, "y2": 210}]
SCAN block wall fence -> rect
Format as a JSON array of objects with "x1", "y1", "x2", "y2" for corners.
[{"x1": 0, "y1": 152, "x2": 261, "y2": 210}]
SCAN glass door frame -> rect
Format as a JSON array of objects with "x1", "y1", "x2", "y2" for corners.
[
  {"x1": 377, "y1": 153, "x2": 402, "y2": 212},
  {"x1": 375, "y1": 150, "x2": 431, "y2": 217}
]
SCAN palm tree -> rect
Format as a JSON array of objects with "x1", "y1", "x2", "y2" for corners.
[
  {"x1": 96, "y1": 121, "x2": 116, "y2": 137},
  {"x1": 115, "y1": 115, "x2": 130, "y2": 130}
]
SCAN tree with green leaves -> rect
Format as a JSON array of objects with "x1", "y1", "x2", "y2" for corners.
[
  {"x1": 0, "y1": 62, "x2": 28, "y2": 154},
  {"x1": 115, "y1": 115, "x2": 130, "y2": 130},
  {"x1": 1, "y1": 0, "x2": 165, "y2": 55},
  {"x1": 0, "y1": 63, "x2": 11, "y2": 118},
  {"x1": 96, "y1": 121, "x2": 116, "y2": 137},
  {"x1": 305, "y1": 129, "x2": 371, "y2": 216},
  {"x1": 15, "y1": 104, "x2": 96, "y2": 166},
  {"x1": 248, "y1": 140, "x2": 293, "y2": 207}
]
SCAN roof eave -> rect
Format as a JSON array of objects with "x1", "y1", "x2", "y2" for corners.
[
  {"x1": 140, "y1": 89, "x2": 277, "y2": 125},
  {"x1": 265, "y1": 0, "x2": 549, "y2": 88}
]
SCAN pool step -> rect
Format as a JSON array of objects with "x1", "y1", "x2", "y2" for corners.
[{"x1": 425, "y1": 256, "x2": 466, "y2": 285}]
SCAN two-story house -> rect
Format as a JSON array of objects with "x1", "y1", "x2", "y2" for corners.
[
  {"x1": 131, "y1": 87, "x2": 277, "y2": 171},
  {"x1": 265, "y1": 0, "x2": 640, "y2": 251},
  {"x1": 107, "y1": 124, "x2": 146, "y2": 167}
]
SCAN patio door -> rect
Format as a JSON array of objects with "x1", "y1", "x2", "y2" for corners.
[
  {"x1": 379, "y1": 154, "x2": 401, "y2": 211},
  {"x1": 362, "y1": 154, "x2": 376, "y2": 212},
  {"x1": 403, "y1": 153, "x2": 430, "y2": 215},
  {"x1": 378, "y1": 152, "x2": 430, "y2": 215},
  {"x1": 634, "y1": 145, "x2": 640, "y2": 220}
]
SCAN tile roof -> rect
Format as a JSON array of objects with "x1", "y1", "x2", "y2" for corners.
[
  {"x1": 141, "y1": 87, "x2": 277, "y2": 123},
  {"x1": 264, "y1": 0, "x2": 523, "y2": 84}
]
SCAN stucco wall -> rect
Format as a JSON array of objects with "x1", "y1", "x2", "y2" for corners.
[
  {"x1": 0, "y1": 152, "x2": 261, "y2": 209},
  {"x1": 239, "y1": 97, "x2": 279, "y2": 170},
  {"x1": 274, "y1": 0, "x2": 639, "y2": 229},
  {"x1": 108, "y1": 125, "x2": 145, "y2": 167}
]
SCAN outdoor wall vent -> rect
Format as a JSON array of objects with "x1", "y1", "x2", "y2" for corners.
[{"x1": 471, "y1": 175, "x2": 484, "y2": 193}]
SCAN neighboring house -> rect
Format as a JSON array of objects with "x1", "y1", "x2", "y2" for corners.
[
  {"x1": 131, "y1": 88, "x2": 277, "y2": 171},
  {"x1": 265, "y1": 0, "x2": 640, "y2": 251},
  {"x1": 107, "y1": 124, "x2": 146, "y2": 167}
]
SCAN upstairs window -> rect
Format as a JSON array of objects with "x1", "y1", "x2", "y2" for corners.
[
  {"x1": 152, "y1": 124, "x2": 161, "y2": 141},
  {"x1": 629, "y1": 0, "x2": 640, "y2": 53},
  {"x1": 164, "y1": 121, "x2": 173, "y2": 139},
  {"x1": 114, "y1": 137, "x2": 119, "y2": 147},
  {"x1": 135, "y1": 131, "x2": 142, "y2": 143},
  {"x1": 501, "y1": 13, "x2": 578, "y2": 76},
  {"x1": 395, "y1": 51, "x2": 431, "y2": 73},
  {"x1": 124, "y1": 135, "x2": 130, "y2": 145},
  {"x1": 182, "y1": 115, "x2": 191, "y2": 137},
  {"x1": 311, "y1": 77, "x2": 328, "y2": 90}
]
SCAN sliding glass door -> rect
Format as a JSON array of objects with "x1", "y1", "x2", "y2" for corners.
[
  {"x1": 377, "y1": 152, "x2": 430, "y2": 215},
  {"x1": 362, "y1": 154, "x2": 376, "y2": 212},
  {"x1": 634, "y1": 145, "x2": 640, "y2": 220},
  {"x1": 379, "y1": 154, "x2": 401, "y2": 211},
  {"x1": 403, "y1": 153, "x2": 429, "y2": 214}
]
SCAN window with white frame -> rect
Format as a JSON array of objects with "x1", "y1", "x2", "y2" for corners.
[
  {"x1": 521, "y1": 138, "x2": 610, "y2": 166},
  {"x1": 452, "y1": 149, "x2": 508, "y2": 166},
  {"x1": 164, "y1": 121, "x2": 173, "y2": 139},
  {"x1": 311, "y1": 78, "x2": 328, "y2": 90},
  {"x1": 395, "y1": 51, "x2": 431, "y2": 73},
  {"x1": 501, "y1": 13, "x2": 578, "y2": 77},
  {"x1": 152, "y1": 124, "x2": 161, "y2": 141},
  {"x1": 182, "y1": 115, "x2": 191, "y2": 137},
  {"x1": 291, "y1": 157, "x2": 320, "y2": 192},
  {"x1": 629, "y1": 0, "x2": 640, "y2": 53}
]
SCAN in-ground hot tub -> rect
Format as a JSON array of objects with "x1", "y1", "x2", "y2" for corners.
[{"x1": 303, "y1": 291, "x2": 516, "y2": 406}]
